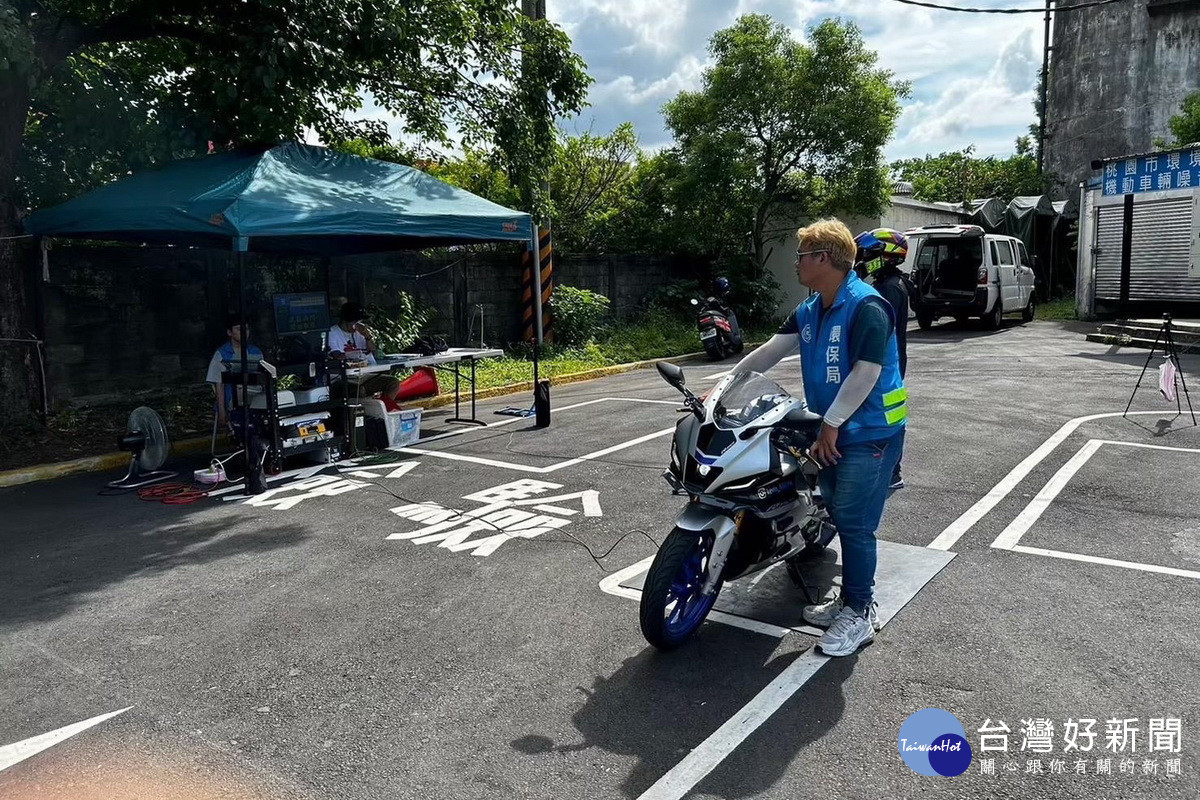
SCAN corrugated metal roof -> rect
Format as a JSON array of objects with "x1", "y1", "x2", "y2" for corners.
[
  {"x1": 889, "y1": 195, "x2": 970, "y2": 216},
  {"x1": 1093, "y1": 141, "x2": 1200, "y2": 167}
]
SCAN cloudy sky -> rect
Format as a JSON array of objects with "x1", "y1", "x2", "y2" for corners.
[{"x1": 547, "y1": 0, "x2": 1044, "y2": 160}]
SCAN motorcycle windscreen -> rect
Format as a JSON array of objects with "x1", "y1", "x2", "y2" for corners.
[{"x1": 712, "y1": 372, "x2": 793, "y2": 430}]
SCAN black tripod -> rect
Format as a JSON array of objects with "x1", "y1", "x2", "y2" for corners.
[{"x1": 1123, "y1": 313, "x2": 1197, "y2": 425}]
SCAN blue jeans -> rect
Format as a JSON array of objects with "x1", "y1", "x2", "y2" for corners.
[{"x1": 817, "y1": 428, "x2": 905, "y2": 614}]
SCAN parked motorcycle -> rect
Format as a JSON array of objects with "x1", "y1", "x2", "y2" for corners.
[
  {"x1": 640, "y1": 362, "x2": 837, "y2": 650},
  {"x1": 691, "y1": 297, "x2": 744, "y2": 361}
]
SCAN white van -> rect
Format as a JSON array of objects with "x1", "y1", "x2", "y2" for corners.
[{"x1": 903, "y1": 224, "x2": 1037, "y2": 330}]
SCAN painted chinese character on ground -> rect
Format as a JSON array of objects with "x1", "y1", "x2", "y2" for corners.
[
  {"x1": 241, "y1": 474, "x2": 369, "y2": 511},
  {"x1": 388, "y1": 479, "x2": 602, "y2": 557}
]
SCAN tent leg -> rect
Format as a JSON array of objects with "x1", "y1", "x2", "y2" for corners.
[{"x1": 235, "y1": 244, "x2": 265, "y2": 494}]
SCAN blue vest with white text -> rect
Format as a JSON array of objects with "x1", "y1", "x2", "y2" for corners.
[
  {"x1": 218, "y1": 341, "x2": 263, "y2": 408},
  {"x1": 793, "y1": 270, "x2": 907, "y2": 444}
]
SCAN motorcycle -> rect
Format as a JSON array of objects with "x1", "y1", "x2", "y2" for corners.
[
  {"x1": 691, "y1": 297, "x2": 744, "y2": 361},
  {"x1": 640, "y1": 362, "x2": 837, "y2": 650}
]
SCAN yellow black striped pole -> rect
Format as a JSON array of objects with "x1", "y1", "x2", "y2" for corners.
[
  {"x1": 521, "y1": 246, "x2": 536, "y2": 342},
  {"x1": 522, "y1": 227, "x2": 554, "y2": 343},
  {"x1": 538, "y1": 227, "x2": 554, "y2": 344}
]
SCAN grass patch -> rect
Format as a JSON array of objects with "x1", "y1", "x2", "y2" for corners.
[
  {"x1": 1036, "y1": 294, "x2": 1077, "y2": 321},
  {"x1": 468, "y1": 313, "x2": 775, "y2": 393}
]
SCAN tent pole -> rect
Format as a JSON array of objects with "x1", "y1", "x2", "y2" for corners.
[
  {"x1": 234, "y1": 236, "x2": 263, "y2": 493},
  {"x1": 236, "y1": 241, "x2": 249, "y2": 481}
]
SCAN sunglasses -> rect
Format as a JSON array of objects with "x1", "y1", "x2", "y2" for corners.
[{"x1": 795, "y1": 249, "x2": 829, "y2": 263}]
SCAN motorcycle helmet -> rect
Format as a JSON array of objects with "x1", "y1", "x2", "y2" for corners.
[
  {"x1": 714, "y1": 276, "x2": 730, "y2": 293},
  {"x1": 854, "y1": 228, "x2": 908, "y2": 277}
]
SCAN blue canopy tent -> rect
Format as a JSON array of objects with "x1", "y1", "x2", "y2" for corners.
[
  {"x1": 24, "y1": 142, "x2": 542, "y2": 486},
  {"x1": 25, "y1": 141, "x2": 535, "y2": 253}
]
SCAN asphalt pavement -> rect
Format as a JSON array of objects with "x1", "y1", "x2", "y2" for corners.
[{"x1": 2, "y1": 318, "x2": 1199, "y2": 800}]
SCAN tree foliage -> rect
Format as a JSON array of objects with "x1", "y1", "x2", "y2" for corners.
[
  {"x1": 1167, "y1": 90, "x2": 1200, "y2": 148},
  {"x1": 659, "y1": 15, "x2": 907, "y2": 271},
  {"x1": 0, "y1": 0, "x2": 590, "y2": 418},
  {"x1": 5, "y1": 1, "x2": 588, "y2": 217},
  {"x1": 548, "y1": 123, "x2": 640, "y2": 253},
  {"x1": 891, "y1": 143, "x2": 1045, "y2": 206}
]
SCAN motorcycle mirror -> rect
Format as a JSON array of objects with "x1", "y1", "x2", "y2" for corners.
[
  {"x1": 690, "y1": 298, "x2": 699, "y2": 306},
  {"x1": 656, "y1": 361, "x2": 686, "y2": 389}
]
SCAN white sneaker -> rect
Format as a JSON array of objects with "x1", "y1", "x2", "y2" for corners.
[
  {"x1": 802, "y1": 595, "x2": 880, "y2": 630},
  {"x1": 817, "y1": 606, "x2": 876, "y2": 657}
]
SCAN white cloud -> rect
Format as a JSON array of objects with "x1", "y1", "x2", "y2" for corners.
[
  {"x1": 549, "y1": 0, "x2": 1042, "y2": 159},
  {"x1": 891, "y1": 26, "x2": 1040, "y2": 158}
]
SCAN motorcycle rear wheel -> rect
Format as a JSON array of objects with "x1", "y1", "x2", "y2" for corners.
[
  {"x1": 639, "y1": 528, "x2": 722, "y2": 650},
  {"x1": 703, "y1": 338, "x2": 726, "y2": 360}
]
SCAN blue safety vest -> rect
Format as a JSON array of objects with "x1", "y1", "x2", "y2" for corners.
[
  {"x1": 217, "y1": 341, "x2": 263, "y2": 408},
  {"x1": 794, "y1": 270, "x2": 907, "y2": 445}
]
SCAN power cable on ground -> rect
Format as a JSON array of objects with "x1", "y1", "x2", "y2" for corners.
[{"x1": 354, "y1": 479, "x2": 659, "y2": 573}]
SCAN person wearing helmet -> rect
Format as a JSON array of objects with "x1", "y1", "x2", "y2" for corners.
[{"x1": 855, "y1": 228, "x2": 909, "y2": 490}]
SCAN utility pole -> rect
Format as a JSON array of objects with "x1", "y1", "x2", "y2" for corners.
[
  {"x1": 520, "y1": 0, "x2": 553, "y2": 427},
  {"x1": 1037, "y1": 0, "x2": 1053, "y2": 175},
  {"x1": 520, "y1": 0, "x2": 552, "y2": 347}
]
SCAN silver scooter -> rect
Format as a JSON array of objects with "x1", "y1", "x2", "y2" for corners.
[{"x1": 640, "y1": 362, "x2": 835, "y2": 650}]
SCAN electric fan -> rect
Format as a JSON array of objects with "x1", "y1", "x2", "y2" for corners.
[{"x1": 107, "y1": 406, "x2": 177, "y2": 489}]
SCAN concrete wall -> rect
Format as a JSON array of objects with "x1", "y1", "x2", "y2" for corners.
[
  {"x1": 38, "y1": 243, "x2": 682, "y2": 405},
  {"x1": 1047, "y1": 1, "x2": 1200, "y2": 208}
]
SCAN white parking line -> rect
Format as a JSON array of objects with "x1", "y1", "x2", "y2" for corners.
[
  {"x1": 1008, "y1": 545, "x2": 1200, "y2": 581},
  {"x1": 0, "y1": 707, "x2": 133, "y2": 772},
  {"x1": 394, "y1": 397, "x2": 680, "y2": 475},
  {"x1": 636, "y1": 651, "x2": 829, "y2": 800},
  {"x1": 989, "y1": 439, "x2": 1105, "y2": 551},
  {"x1": 988, "y1": 438, "x2": 1200, "y2": 581},
  {"x1": 597, "y1": 557, "x2": 795, "y2": 639},
  {"x1": 927, "y1": 411, "x2": 1168, "y2": 551}
]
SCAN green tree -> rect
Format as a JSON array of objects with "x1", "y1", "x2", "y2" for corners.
[
  {"x1": 425, "y1": 148, "x2": 523, "y2": 211},
  {"x1": 661, "y1": 15, "x2": 907, "y2": 272},
  {"x1": 891, "y1": 143, "x2": 1044, "y2": 206},
  {"x1": 549, "y1": 123, "x2": 640, "y2": 253},
  {"x1": 0, "y1": 0, "x2": 589, "y2": 419},
  {"x1": 1167, "y1": 91, "x2": 1200, "y2": 148}
]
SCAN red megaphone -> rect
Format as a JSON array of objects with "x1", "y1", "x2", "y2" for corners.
[{"x1": 395, "y1": 366, "x2": 439, "y2": 401}]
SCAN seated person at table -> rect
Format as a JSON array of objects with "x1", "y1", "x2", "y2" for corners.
[
  {"x1": 328, "y1": 302, "x2": 402, "y2": 409},
  {"x1": 207, "y1": 313, "x2": 264, "y2": 431}
]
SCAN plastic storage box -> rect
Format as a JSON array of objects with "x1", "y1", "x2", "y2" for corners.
[{"x1": 361, "y1": 400, "x2": 422, "y2": 448}]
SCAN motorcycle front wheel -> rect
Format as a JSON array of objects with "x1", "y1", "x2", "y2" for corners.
[{"x1": 639, "y1": 528, "x2": 723, "y2": 650}]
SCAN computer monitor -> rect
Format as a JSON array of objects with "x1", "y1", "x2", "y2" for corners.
[{"x1": 274, "y1": 292, "x2": 331, "y2": 336}]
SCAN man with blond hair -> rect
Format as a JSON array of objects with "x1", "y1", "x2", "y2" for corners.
[{"x1": 728, "y1": 218, "x2": 907, "y2": 656}]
